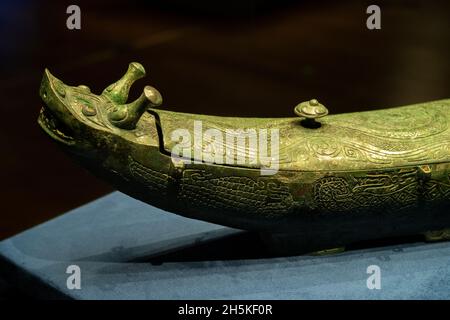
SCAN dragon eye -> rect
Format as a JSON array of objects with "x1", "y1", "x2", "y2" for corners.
[{"x1": 82, "y1": 104, "x2": 96, "y2": 116}]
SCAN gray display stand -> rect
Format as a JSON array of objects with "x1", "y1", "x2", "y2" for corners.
[{"x1": 1, "y1": 192, "x2": 449, "y2": 299}]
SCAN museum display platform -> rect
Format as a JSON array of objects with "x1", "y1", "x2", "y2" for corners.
[{"x1": 1, "y1": 192, "x2": 449, "y2": 299}]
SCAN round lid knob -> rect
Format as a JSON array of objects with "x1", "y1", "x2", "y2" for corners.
[{"x1": 294, "y1": 99, "x2": 329, "y2": 119}]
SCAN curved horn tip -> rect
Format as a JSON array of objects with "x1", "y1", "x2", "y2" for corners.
[
  {"x1": 144, "y1": 86, "x2": 163, "y2": 106},
  {"x1": 129, "y1": 62, "x2": 145, "y2": 75}
]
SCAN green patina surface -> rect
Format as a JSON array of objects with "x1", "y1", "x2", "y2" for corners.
[{"x1": 37, "y1": 62, "x2": 450, "y2": 251}]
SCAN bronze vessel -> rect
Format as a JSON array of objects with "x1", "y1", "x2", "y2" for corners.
[{"x1": 38, "y1": 62, "x2": 450, "y2": 253}]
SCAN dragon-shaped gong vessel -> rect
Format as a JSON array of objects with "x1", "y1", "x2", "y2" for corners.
[{"x1": 38, "y1": 62, "x2": 450, "y2": 253}]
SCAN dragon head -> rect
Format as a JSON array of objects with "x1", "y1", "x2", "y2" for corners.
[{"x1": 38, "y1": 62, "x2": 162, "y2": 154}]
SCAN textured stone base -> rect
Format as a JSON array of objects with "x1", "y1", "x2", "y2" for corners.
[{"x1": 0, "y1": 192, "x2": 449, "y2": 299}]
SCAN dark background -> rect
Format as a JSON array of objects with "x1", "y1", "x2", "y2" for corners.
[{"x1": 0, "y1": 0, "x2": 449, "y2": 240}]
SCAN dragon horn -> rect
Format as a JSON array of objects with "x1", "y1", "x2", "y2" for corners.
[
  {"x1": 102, "y1": 62, "x2": 146, "y2": 104},
  {"x1": 108, "y1": 85, "x2": 163, "y2": 130}
]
